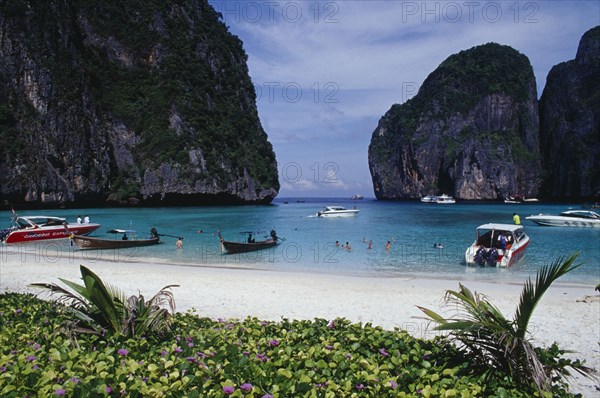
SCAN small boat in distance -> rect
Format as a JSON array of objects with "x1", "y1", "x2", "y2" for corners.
[
  {"x1": 421, "y1": 194, "x2": 455, "y2": 204},
  {"x1": 0, "y1": 215, "x2": 100, "y2": 244},
  {"x1": 219, "y1": 230, "x2": 280, "y2": 254},
  {"x1": 351, "y1": 194, "x2": 363, "y2": 200},
  {"x1": 504, "y1": 195, "x2": 539, "y2": 204},
  {"x1": 317, "y1": 206, "x2": 359, "y2": 218},
  {"x1": 420, "y1": 195, "x2": 438, "y2": 203},
  {"x1": 465, "y1": 223, "x2": 530, "y2": 267},
  {"x1": 526, "y1": 210, "x2": 600, "y2": 227},
  {"x1": 71, "y1": 228, "x2": 162, "y2": 250},
  {"x1": 436, "y1": 194, "x2": 456, "y2": 204}
]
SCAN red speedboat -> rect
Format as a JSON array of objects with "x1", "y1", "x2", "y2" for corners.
[{"x1": 0, "y1": 215, "x2": 100, "y2": 244}]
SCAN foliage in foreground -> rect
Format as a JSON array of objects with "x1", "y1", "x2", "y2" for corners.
[
  {"x1": 418, "y1": 253, "x2": 595, "y2": 393},
  {"x1": 29, "y1": 265, "x2": 178, "y2": 339},
  {"x1": 0, "y1": 292, "x2": 588, "y2": 397}
]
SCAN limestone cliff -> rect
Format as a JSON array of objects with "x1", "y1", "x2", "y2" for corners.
[
  {"x1": 0, "y1": 0, "x2": 279, "y2": 207},
  {"x1": 539, "y1": 26, "x2": 600, "y2": 200},
  {"x1": 368, "y1": 43, "x2": 541, "y2": 200}
]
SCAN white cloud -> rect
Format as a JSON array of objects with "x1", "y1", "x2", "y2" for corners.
[{"x1": 210, "y1": 0, "x2": 599, "y2": 197}]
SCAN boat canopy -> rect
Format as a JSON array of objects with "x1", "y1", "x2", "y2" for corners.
[
  {"x1": 476, "y1": 223, "x2": 524, "y2": 232},
  {"x1": 106, "y1": 229, "x2": 137, "y2": 234}
]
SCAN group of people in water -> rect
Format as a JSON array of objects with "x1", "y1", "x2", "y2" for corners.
[{"x1": 332, "y1": 237, "x2": 396, "y2": 252}]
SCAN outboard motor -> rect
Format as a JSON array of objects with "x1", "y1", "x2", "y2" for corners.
[
  {"x1": 486, "y1": 248, "x2": 498, "y2": 266},
  {"x1": 474, "y1": 247, "x2": 487, "y2": 266},
  {"x1": 150, "y1": 227, "x2": 159, "y2": 238}
]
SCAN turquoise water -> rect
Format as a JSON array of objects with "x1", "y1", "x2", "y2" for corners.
[{"x1": 1, "y1": 198, "x2": 599, "y2": 285}]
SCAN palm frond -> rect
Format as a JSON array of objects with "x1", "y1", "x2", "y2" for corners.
[
  {"x1": 417, "y1": 254, "x2": 589, "y2": 393},
  {"x1": 514, "y1": 253, "x2": 581, "y2": 339}
]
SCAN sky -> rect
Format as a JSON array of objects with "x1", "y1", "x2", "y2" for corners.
[{"x1": 207, "y1": 0, "x2": 599, "y2": 198}]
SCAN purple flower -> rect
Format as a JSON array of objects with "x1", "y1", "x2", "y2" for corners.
[
  {"x1": 389, "y1": 380, "x2": 398, "y2": 389},
  {"x1": 25, "y1": 355, "x2": 37, "y2": 362},
  {"x1": 262, "y1": 395, "x2": 274, "y2": 398},
  {"x1": 268, "y1": 339, "x2": 279, "y2": 347},
  {"x1": 379, "y1": 348, "x2": 389, "y2": 357},
  {"x1": 33, "y1": 343, "x2": 41, "y2": 351},
  {"x1": 356, "y1": 383, "x2": 365, "y2": 390},
  {"x1": 187, "y1": 342, "x2": 194, "y2": 348},
  {"x1": 117, "y1": 349, "x2": 128, "y2": 356},
  {"x1": 325, "y1": 345, "x2": 334, "y2": 351},
  {"x1": 32, "y1": 365, "x2": 40, "y2": 370},
  {"x1": 106, "y1": 385, "x2": 113, "y2": 393},
  {"x1": 70, "y1": 377, "x2": 80, "y2": 384},
  {"x1": 160, "y1": 349, "x2": 167, "y2": 357},
  {"x1": 240, "y1": 383, "x2": 253, "y2": 392},
  {"x1": 174, "y1": 347, "x2": 183, "y2": 353},
  {"x1": 223, "y1": 386, "x2": 235, "y2": 395},
  {"x1": 345, "y1": 353, "x2": 352, "y2": 360},
  {"x1": 54, "y1": 389, "x2": 66, "y2": 396},
  {"x1": 15, "y1": 309, "x2": 22, "y2": 315},
  {"x1": 0, "y1": 366, "x2": 6, "y2": 373},
  {"x1": 328, "y1": 320, "x2": 335, "y2": 329}
]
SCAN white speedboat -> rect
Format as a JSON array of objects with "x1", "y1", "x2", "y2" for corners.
[
  {"x1": 526, "y1": 210, "x2": 600, "y2": 227},
  {"x1": 0, "y1": 215, "x2": 101, "y2": 244},
  {"x1": 465, "y1": 223, "x2": 530, "y2": 267},
  {"x1": 317, "y1": 206, "x2": 359, "y2": 218}
]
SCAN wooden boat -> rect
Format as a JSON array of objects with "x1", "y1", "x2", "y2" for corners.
[
  {"x1": 71, "y1": 229, "x2": 161, "y2": 250},
  {"x1": 219, "y1": 230, "x2": 279, "y2": 254}
]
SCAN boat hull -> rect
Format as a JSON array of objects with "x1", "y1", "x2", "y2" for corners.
[
  {"x1": 318, "y1": 211, "x2": 359, "y2": 218},
  {"x1": 221, "y1": 240, "x2": 278, "y2": 254},
  {"x1": 3, "y1": 223, "x2": 100, "y2": 244},
  {"x1": 525, "y1": 216, "x2": 600, "y2": 228},
  {"x1": 72, "y1": 235, "x2": 161, "y2": 249}
]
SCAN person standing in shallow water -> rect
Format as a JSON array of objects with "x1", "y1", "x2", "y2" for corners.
[{"x1": 513, "y1": 212, "x2": 521, "y2": 225}]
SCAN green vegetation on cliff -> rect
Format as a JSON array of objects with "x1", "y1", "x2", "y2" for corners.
[{"x1": 0, "y1": 0, "x2": 279, "y2": 206}]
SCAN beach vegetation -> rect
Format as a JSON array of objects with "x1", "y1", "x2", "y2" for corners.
[
  {"x1": 29, "y1": 265, "x2": 178, "y2": 340},
  {"x1": 1, "y1": 264, "x2": 591, "y2": 397},
  {"x1": 418, "y1": 253, "x2": 596, "y2": 393}
]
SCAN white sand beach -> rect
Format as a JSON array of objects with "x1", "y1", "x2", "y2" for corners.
[{"x1": 1, "y1": 251, "x2": 598, "y2": 396}]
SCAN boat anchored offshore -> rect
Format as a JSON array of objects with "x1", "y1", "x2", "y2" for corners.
[
  {"x1": 421, "y1": 194, "x2": 455, "y2": 204},
  {"x1": 317, "y1": 206, "x2": 359, "y2": 218},
  {"x1": 219, "y1": 230, "x2": 280, "y2": 254},
  {"x1": 526, "y1": 210, "x2": 600, "y2": 227},
  {"x1": 71, "y1": 228, "x2": 162, "y2": 250},
  {"x1": 436, "y1": 194, "x2": 456, "y2": 204},
  {"x1": 0, "y1": 215, "x2": 100, "y2": 244},
  {"x1": 465, "y1": 223, "x2": 530, "y2": 267}
]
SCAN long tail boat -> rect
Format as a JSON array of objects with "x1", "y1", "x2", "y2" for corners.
[
  {"x1": 71, "y1": 229, "x2": 161, "y2": 250},
  {"x1": 218, "y1": 230, "x2": 279, "y2": 254}
]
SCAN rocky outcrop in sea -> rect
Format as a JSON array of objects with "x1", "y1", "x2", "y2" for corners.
[
  {"x1": 368, "y1": 43, "x2": 541, "y2": 200},
  {"x1": 539, "y1": 26, "x2": 600, "y2": 199},
  {"x1": 0, "y1": 0, "x2": 279, "y2": 207}
]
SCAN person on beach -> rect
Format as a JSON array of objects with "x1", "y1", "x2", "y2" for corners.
[
  {"x1": 77, "y1": 215, "x2": 82, "y2": 224},
  {"x1": 513, "y1": 212, "x2": 521, "y2": 225},
  {"x1": 385, "y1": 241, "x2": 391, "y2": 251},
  {"x1": 346, "y1": 242, "x2": 351, "y2": 252},
  {"x1": 176, "y1": 237, "x2": 183, "y2": 249},
  {"x1": 83, "y1": 215, "x2": 90, "y2": 224},
  {"x1": 368, "y1": 240, "x2": 373, "y2": 249}
]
